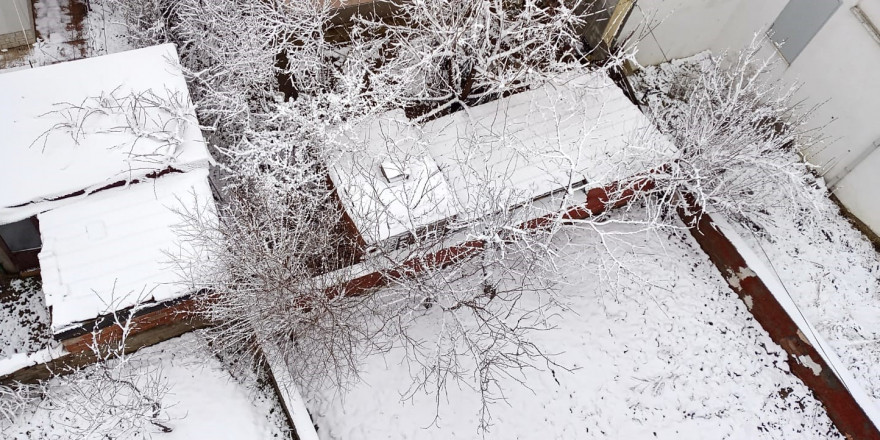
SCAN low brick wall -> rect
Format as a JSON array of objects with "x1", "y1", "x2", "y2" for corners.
[
  {"x1": 58, "y1": 298, "x2": 207, "y2": 354},
  {"x1": 677, "y1": 196, "x2": 880, "y2": 440},
  {"x1": 338, "y1": 178, "x2": 653, "y2": 295},
  {"x1": 0, "y1": 29, "x2": 34, "y2": 50},
  {"x1": 1, "y1": 299, "x2": 210, "y2": 385}
]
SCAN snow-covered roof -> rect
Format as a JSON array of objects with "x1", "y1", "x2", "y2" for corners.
[
  {"x1": 329, "y1": 113, "x2": 458, "y2": 244},
  {"x1": 0, "y1": 44, "x2": 211, "y2": 224},
  {"x1": 330, "y1": 70, "x2": 675, "y2": 245},
  {"x1": 421, "y1": 72, "x2": 675, "y2": 211},
  {"x1": 37, "y1": 169, "x2": 215, "y2": 333}
]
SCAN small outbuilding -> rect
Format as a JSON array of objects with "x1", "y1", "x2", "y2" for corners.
[
  {"x1": 328, "y1": 71, "x2": 676, "y2": 254},
  {"x1": 0, "y1": 44, "x2": 216, "y2": 345}
]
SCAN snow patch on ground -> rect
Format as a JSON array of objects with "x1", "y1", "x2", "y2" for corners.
[
  {"x1": 727, "y1": 266, "x2": 757, "y2": 291},
  {"x1": 0, "y1": 278, "x2": 52, "y2": 362},
  {"x1": 798, "y1": 355, "x2": 823, "y2": 376},
  {"x1": 1, "y1": 331, "x2": 290, "y2": 439},
  {"x1": 308, "y1": 213, "x2": 841, "y2": 439}
]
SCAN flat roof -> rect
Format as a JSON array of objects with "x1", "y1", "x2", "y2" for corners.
[
  {"x1": 0, "y1": 44, "x2": 211, "y2": 223},
  {"x1": 330, "y1": 70, "x2": 676, "y2": 245},
  {"x1": 38, "y1": 169, "x2": 215, "y2": 333}
]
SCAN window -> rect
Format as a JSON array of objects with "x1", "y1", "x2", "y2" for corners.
[
  {"x1": 769, "y1": 0, "x2": 841, "y2": 63},
  {"x1": 0, "y1": 218, "x2": 42, "y2": 252}
]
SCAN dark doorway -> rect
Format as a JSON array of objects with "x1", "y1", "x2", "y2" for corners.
[{"x1": 0, "y1": 217, "x2": 42, "y2": 273}]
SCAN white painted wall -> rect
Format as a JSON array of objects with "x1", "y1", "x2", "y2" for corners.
[
  {"x1": 622, "y1": 0, "x2": 743, "y2": 66},
  {"x1": 0, "y1": 0, "x2": 33, "y2": 35},
  {"x1": 624, "y1": 0, "x2": 880, "y2": 236}
]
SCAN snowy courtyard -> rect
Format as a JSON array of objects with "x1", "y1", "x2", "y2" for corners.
[
  {"x1": 2, "y1": 1, "x2": 880, "y2": 439},
  {"x1": 309, "y1": 211, "x2": 843, "y2": 439},
  {"x1": 2, "y1": 332, "x2": 290, "y2": 439}
]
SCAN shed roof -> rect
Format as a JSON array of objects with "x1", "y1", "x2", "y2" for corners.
[
  {"x1": 0, "y1": 44, "x2": 211, "y2": 224},
  {"x1": 329, "y1": 112, "x2": 458, "y2": 244},
  {"x1": 330, "y1": 70, "x2": 676, "y2": 245},
  {"x1": 38, "y1": 169, "x2": 215, "y2": 333}
]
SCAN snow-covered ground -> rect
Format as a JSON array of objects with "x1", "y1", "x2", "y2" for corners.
[
  {"x1": 632, "y1": 52, "x2": 880, "y2": 412},
  {"x1": 0, "y1": 277, "x2": 63, "y2": 379},
  {"x1": 727, "y1": 179, "x2": 880, "y2": 404},
  {"x1": 0, "y1": 278, "x2": 51, "y2": 360},
  {"x1": 308, "y1": 211, "x2": 841, "y2": 439},
  {"x1": 2, "y1": 332, "x2": 290, "y2": 439},
  {"x1": 0, "y1": 0, "x2": 131, "y2": 71}
]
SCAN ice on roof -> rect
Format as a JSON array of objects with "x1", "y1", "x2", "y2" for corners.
[
  {"x1": 37, "y1": 169, "x2": 215, "y2": 333},
  {"x1": 330, "y1": 70, "x2": 676, "y2": 245},
  {"x1": 0, "y1": 44, "x2": 211, "y2": 223}
]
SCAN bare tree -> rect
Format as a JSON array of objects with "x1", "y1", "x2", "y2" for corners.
[
  {"x1": 33, "y1": 86, "x2": 195, "y2": 164},
  {"x1": 0, "y1": 300, "x2": 175, "y2": 439},
  {"x1": 175, "y1": 156, "x2": 385, "y2": 392},
  {"x1": 298, "y1": 66, "x2": 673, "y2": 429},
  {"x1": 352, "y1": 0, "x2": 608, "y2": 120},
  {"x1": 0, "y1": 383, "x2": 40, "y2": 424},
  {"x1": 45, "y1": 306, "x2": 174, "y2": 438},
  {"x1": 106, "y1": 0, "x2": 340, "y2": 136},
  {"x1": 633, "y1": 37, "x2": 822, "y2": 226}
]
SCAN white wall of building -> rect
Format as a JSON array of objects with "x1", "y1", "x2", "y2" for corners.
[
  {"x1": 0, "y1": 0, "x2": 33, "y2": 35},
  {"x1": 0, "y1": 0, "x2": 34, "y2": 49},
  {"x1": 622, "y1": 0, "x2": 744, "y2": 65},
  {"x1": 624, "y1": 0, "x2": 880, "y2": 236}
]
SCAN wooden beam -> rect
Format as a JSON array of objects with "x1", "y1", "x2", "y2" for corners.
[{"x1": 601, "y1": 0, "x2": 636, "y2": 49}]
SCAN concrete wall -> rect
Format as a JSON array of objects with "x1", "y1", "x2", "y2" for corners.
[
  {"x1": 0, "y1": 0, "x2": 34, "y2": 49},
  {"x1": 625, "y1": 0, "x2": 880, "y2": 237},
  {"x1": 622, "y1": 0, "x2": 744, "y2": 65}
]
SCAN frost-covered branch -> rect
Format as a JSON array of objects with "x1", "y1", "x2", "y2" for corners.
[{"x1": 634, "y1": 37, "x2": 822, "y2": 225}]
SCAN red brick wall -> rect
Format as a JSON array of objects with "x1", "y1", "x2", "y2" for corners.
[
  {"x1": 678, "y1": 195, "x2": 880, "y2": 440},
  {"x1": 60, "y1": 298, "x2": 202, "y2": 354}
]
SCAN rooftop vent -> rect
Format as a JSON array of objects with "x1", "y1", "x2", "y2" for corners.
[{"x1": 380, "y1": 161, "x2": 409, "y2": 183}]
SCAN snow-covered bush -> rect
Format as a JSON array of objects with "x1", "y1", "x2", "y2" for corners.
[
  {"x1": 634, "y1": 39, "x2": 821, "y2": 225},
  {"x1": 106, "y1": 0, "x2": 341, "y2": 138},
  {"x1": 0, "y1": 383, "x2": 40, "y2": 423},
  {"x1": 175, "y1": 150, "x2": 379, "y2": 391},
  {"x1": 355, "y1": 0, "x2": 605, "y2": 119}
]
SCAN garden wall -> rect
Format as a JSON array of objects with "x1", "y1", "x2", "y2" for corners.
[{"x1": 678, "y1": 196, "x2": 880, "y2": 440}]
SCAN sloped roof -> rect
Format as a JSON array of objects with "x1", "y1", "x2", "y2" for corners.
[
  {"x1": 421, "y1": 72, "x2": 675, "y2": 212},
  {"x1": 330, "y1": 70, "x2": 676, "y2": 245},
  {"x1": 0, "y1": 44, "x2": 211, "y2": 224},
  {"x1": 38, "y1": 169, "x2": 215, "y2": 333},
  {"x1": 329, "y1": 112, "x2": 458, "y2": 244}
]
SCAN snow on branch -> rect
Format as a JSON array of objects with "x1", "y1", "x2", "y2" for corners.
[{"x1": 32, "y1": 86, "x2": 195, "y2": 168}]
